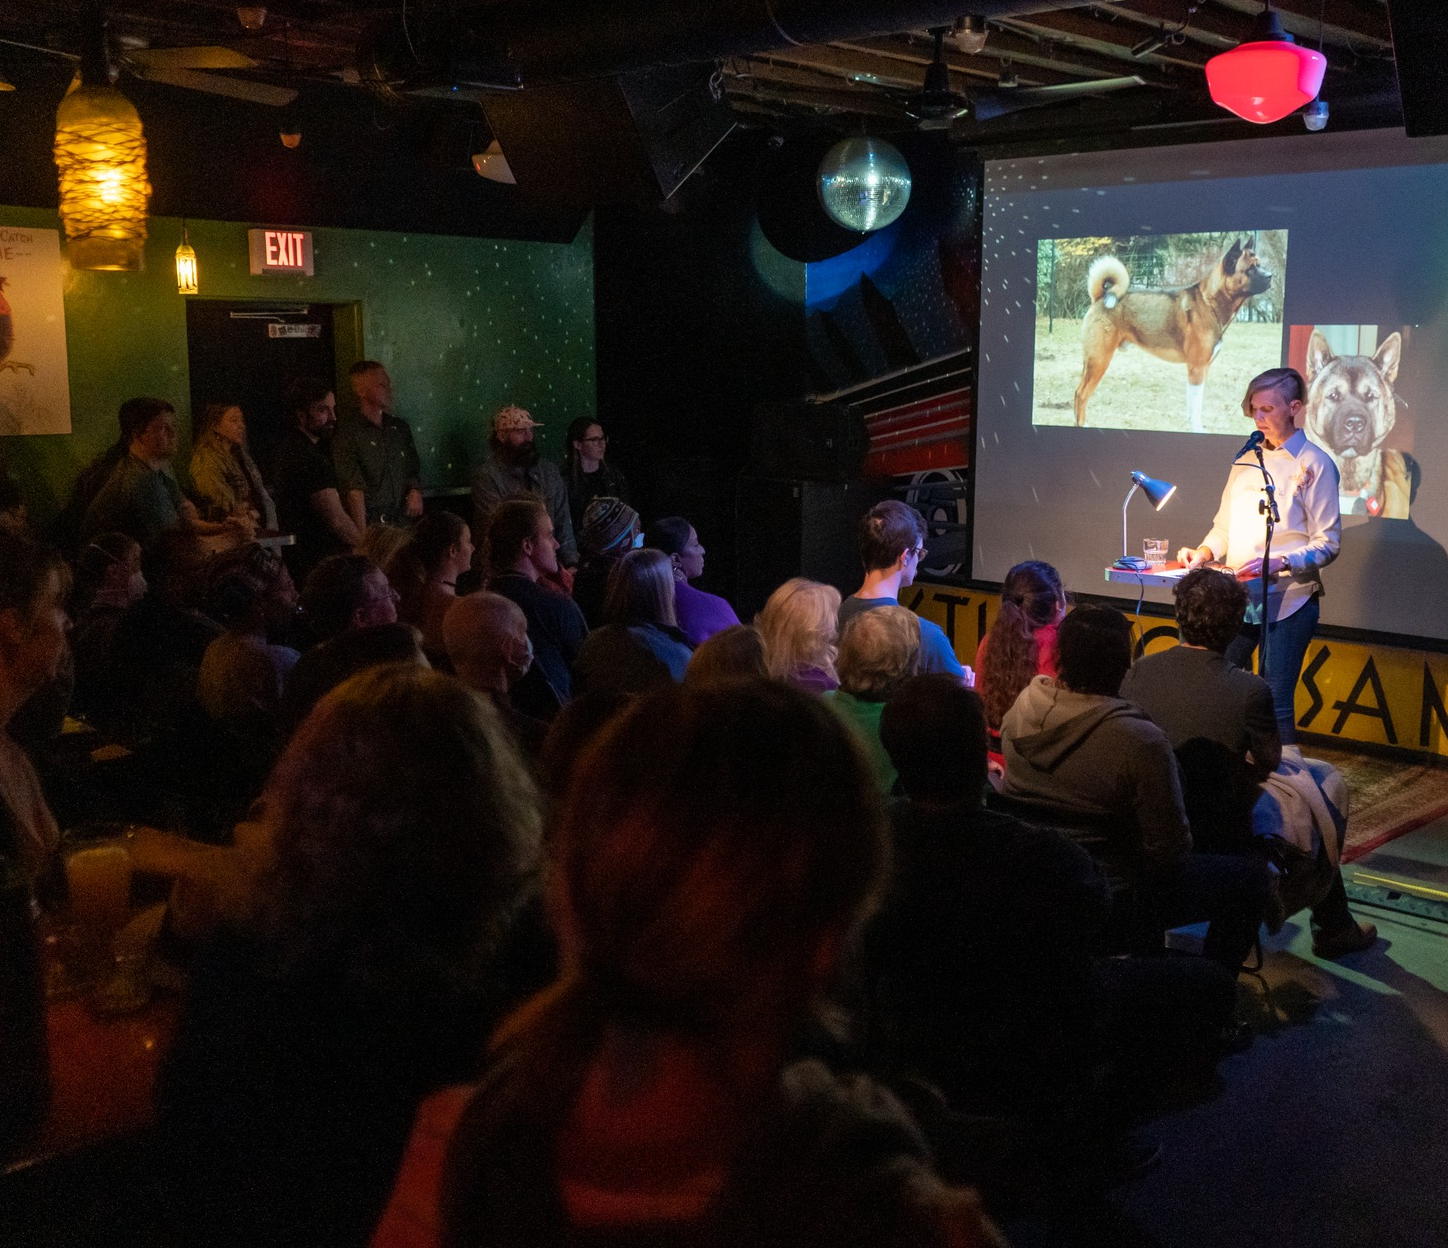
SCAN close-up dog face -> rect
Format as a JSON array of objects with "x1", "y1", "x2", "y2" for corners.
[
  {"x1": 1306, "y1": 330, "x2": 1402, "y2": 460},
  {"x1": 1220, "y1": 238, "x2": 1273, "y2": 299}
]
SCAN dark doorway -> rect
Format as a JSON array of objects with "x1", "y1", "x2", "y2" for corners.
[{"x1": 184, "y1": 301, "x2": 348, "y2": 477}]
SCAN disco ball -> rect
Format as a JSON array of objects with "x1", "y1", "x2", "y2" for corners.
[{"x1": 817, "y1": 136, "x2": 912, "y2": 233}]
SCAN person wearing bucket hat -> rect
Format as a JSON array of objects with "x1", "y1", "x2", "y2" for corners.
[
  {"x1": 572, "y1": 496, "x2": 642, "y2": 628},
  {"x1": 471, "y1": 404, "x2": 577, "y2": 570}
]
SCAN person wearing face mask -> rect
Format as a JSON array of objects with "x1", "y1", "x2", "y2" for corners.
[{"x1": 444, "y1": 592, "x2": 553, "y2": 751}]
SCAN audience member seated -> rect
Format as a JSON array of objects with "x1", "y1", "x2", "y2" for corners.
[
  {"x1": 83, "y1": 397, "x2": 252, "y2": 548},
  {"x1": 197, "y1": 546, "x2": 302, "y2": 730},
  {"x1": 386, "y1": 510, "x2": 473, "y2": 661},
  {"x1": 188, "y1": 401, "x2": 278, "y2": 530},
  {"x1": 297, "y1": 552, "x2": 398, "y2": 646},
  {"x1": 756, "y1": 577, "x2": 841, "y2": 693},
  {"x1": 645, "y1": 515, "x2": 741, "y2": 646},
  {"x1": 69, "y1": 532, "x2": 145, "y2": 725},
  {"x1": 563, "y1": 417, "x2": 629, "y2": 535},
  {"x1": 839, "y1": 500, "x2": 967, "y2": 681},
  {"x1": 536, "y1": 690, "x2": 633, "y2": 799},
  {"x1": 443, "y1": 591, "x2": 551, "y2": 754},
  {"x1": 360, "y1": 522, "x2": 412, "y2": 582},
  {"x1": 374, "y1": 680, "x2": 999, "y2": 1248},
  {"x1": 485, "y1": 497, "x2": 587, "y2": 702},
  {"x1": 870, "y1": 675, "x2": 1235, "y2": 1168},
  {"x1": 825, "y1": 606, "x2": 920, "y2": 795},
  {"x1": 684, "y1": 624, "x2": 768, "y2": 687},
  {"x1": 1001, "y1": 605, "x2": 1271, "y2": 969},
  {"x1": 574, "y1": 548, "x2": 693, "y2": 696},
  {"x1": 1121, "y1": 567, "x2": 1377, "y2": 959},
  {"x1": 156, "y1": 664, "x2": 543, "y2": 1248},
  {"x1": 571, "y1": 496, "x2": 641, "y2": 628},
  {"x1": 974, "y1": 560, "x2": 1065, "y2": 739},
  {"x1": 281, "y1": 623, "x2": 427, "y2": 737},
  {"x1": 59, "y1": 398, "x2": 171, "y2": 552}
]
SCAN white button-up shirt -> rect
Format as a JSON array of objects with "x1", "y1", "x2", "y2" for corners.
[{"x1": 1200, "y1": 428, "x2": 1341, "y2": 624}]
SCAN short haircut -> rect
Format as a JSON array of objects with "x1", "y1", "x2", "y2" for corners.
[
  {"x1": 880, "y1": 674, "x2": 989, "y2": 804},
  {"x1": 645, "y1": 516, "x2": 692, "y2": 557},
  {"x1": 858, "y1": 500, "x2": 925, "y2": 572},
  {"x1": 1242, "y1": 366, "x2": 1306, "y2": 412},
  {"x1": 301, "y1": 553, "x2": 382, "y2": 641},
  {"x1": 604, "y1": 548, "x2": 677, "y2": 628},
  {"x1": 1174, "y1": 567, "x2": 1247, "y2": 654},
  {"x1": 284, "y1": 377, "x2": 333, "y2": 416},
  {"x1": 485, "y1": 496, "x2": 548, "y2": 573},
  {"x1": 0, "y1": 532, "x2": 67, "y2": 620},
  {"x1": 1057, "y1": 604, "x2": 1132, "y2": 697},
  {"x1": 837, "y1": 605, "x2": 920, "y2": 700},
  {"x1": 118, "y1": 397, "x2": 174, "y2": 444},
  {"x1": 348, "y1": 359, "x2": 386, "y2": 378},
  {"x1": 443, "y1": 591, "x2": 526, "y2": 675}
]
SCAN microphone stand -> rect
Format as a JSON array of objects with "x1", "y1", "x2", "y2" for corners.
[{"x1": 1242, "y1": 444, "x2": 1280, "y2": 680}]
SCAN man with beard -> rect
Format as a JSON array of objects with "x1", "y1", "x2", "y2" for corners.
[
  {"x1": 272, "y1": 378, "x2": 363, "y2": 581},
  {"x1": 471, "y1": 405, "x2": 578, "y2": 569}
]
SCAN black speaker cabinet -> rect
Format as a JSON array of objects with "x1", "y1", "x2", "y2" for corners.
[
  {"x1": 1388, "y1": 1, "x2": 1448, "y2": 136},
  {"x1": 749, "y1": 401, "x2": 870, "y2": 483},
  {"x1": 734, "y1": 477, "x2": 889, "y2": 619}
]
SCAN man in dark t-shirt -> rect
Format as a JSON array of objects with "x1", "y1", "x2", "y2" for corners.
[{"x1": 272, "y1": 380, "x2": 363, "y2": 581}]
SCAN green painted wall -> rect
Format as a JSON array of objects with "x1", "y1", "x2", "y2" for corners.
[{"x1": 0, "y1": 206, "x2": 595, "y2": 524}]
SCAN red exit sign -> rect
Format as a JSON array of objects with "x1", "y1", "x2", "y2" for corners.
[{"x1": 247, "y1": 228, "x2": 314, "y2": 276}]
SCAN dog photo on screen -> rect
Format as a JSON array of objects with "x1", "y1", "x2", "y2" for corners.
[{"x1": 1031, "y1": 229, "x2": 1288, "y2": 434}]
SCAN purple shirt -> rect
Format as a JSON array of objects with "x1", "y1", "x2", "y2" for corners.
[{"x1": 672, "y1": 579, "x2": 741, "y2": 647}]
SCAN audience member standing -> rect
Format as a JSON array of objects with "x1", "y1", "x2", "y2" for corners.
[
  {"x1": 756, "y1": 577, "x2": 841, "y2": 693},
  {"x1": 839, "y1": 500, "x2": 966, "y2": 682},
  {"x1": 189, "y1": 402, "x2": 278, "y2": 531},
  {"x1": 646, "y1": 515, "x2": 740, "y2": 647},
  {"x1": 375, "y1": 680, "x2": 999, "y2": 1248},
  {"x1": 563, "y1": 417, "x2": 628, "y2": 535},
  {"x1": 485, "y1": 498, "x2": 587, "y2": 702},
  {"x1": 334, "y1": 361, "x2": 423, "y2": 529},
  {"x1": 271, "y1": 379, "x2": 362, "y2": 582},
  {"x1": 472, "y1": 405, "x2": 577, "y2": 568}
]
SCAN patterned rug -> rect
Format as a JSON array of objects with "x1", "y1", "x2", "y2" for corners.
[{"x1": 1307, "y1": 742, "x2": 1448, "y2": 862}]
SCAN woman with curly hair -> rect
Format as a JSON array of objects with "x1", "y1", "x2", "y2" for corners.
[
  {"x1": 755, "y1": 577, "x2": 841, "y2": 693},
  {"x1": 375, "y1": 679, "x2": 1001, "y2": 1248},
  {"x1": 974, "y1": 560, "x2": 1066, "y2": 734},
  {"x1": 157, "y1": 664, "x2": 542, "y2": 1247}
]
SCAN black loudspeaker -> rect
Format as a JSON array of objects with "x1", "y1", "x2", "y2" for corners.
[
  {"x1": 481, "y1": 64, "x2": 736, "y2": 202},
  {"x1": 1388, "y1": 1, "x2": 1448, "y2": 136},
  {"x1": 734, "y1": 477, "x2": 889, "y2": 619},
  {"x1": 749, "y1": 401, "x2": 870, "y2": 483}
]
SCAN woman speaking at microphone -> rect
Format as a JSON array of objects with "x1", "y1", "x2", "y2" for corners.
[{"x1": 1178, "y1": 367, "x2": 1340, "y2": 746}]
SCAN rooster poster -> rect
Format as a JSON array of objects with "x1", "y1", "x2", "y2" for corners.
[{"x1": 0, "y1": 225, "x2": 71, "y2": 435}]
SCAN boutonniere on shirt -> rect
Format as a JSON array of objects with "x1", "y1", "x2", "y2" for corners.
[{"x1": 1290, "y1": 466, "x2": 1315, "y2": 497}]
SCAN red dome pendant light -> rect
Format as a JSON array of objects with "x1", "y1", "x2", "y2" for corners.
[{"x1": 1205, "y1": 3, "x2": 1326, "y2": 124}]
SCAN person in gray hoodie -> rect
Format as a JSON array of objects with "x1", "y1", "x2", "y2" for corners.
[{"x1": 1001, "y1": 604, "x2": 1270, "y2": 969}]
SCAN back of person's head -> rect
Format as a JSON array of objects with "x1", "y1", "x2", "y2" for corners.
[
  {"x1": 1057, "y1": 604, "x2": 1132, "y2": 696},
  {"x1": 283, "y1": 622, "x2": 427, "y2": 733},
  {"x1": 756, "y1": 577, "x2": 840, "y2": 683},
  {"x1": 643, "y1": 516, "x2": 691, "y2": 557},
  {"x1": 300, "y1": 553, "x2": 382, "y2": 641},
  {"x1": 256, "y1": 664, "x2": 542, "y2": 982},
  {"x1": 979, "y1": 560, "x2": 1065, "y2": 728},
  {"x1": 203, "y1": 555, "x2": 269, "y2": 632},
  {"x1": 486, "y1": 497, "x2": 547, "y2": 574},
  {"x1": 0, "y1": 531, "x2": 67, "y2": 623},
  {"x1": 685, "y1": 625, "x2": 767, "y2": 687},
  {"x1": 443, "y1": 591, "x2": 527, "y2": 687},
  {"x1": 142, "y1": 528, "x2": 207, "y2": 607},
  {"x1": 537, "y1": 689, "x2": 633, "y2": 798},
  {"x1": 360, "y1": 523, "x2": 411, "y2": 575},
  {"x1": 579, "y1": 496, "x2": 640, "y2": 560},
  {"x1": 603, "y1": 548, "x2": 676, "y2": 628},
  {"x1": 1174, "y1": 567, "x2": 1247, "y2": 653},
  {"x1": 881, "y1": 675, "x2": 989, "y2": 806},
  {"x1": 837, "y1": 606, "x2": 920, "y2": 700},
  {"x1": 118, "y1": 397, "x2": 174, "y2": 447},
  {"x1": 858, "y1": 500, "x2": 925, "y2": 572},
  {"x1": 74, "y1": 531, "x2": 140, "y2": 612}
]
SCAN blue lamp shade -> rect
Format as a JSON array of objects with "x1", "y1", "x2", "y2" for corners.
[{"x1": 817, "y1": 137, "x2": 912, "y2": 234}]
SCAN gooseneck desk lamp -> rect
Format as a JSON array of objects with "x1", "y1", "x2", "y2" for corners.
[{"x1": 1116, "y1": 471, "x2": 1177, "y2": 570}]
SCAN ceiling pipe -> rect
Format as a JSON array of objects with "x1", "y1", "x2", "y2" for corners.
[{"x1": 400, "y1": 1, "x2": 1101, "y2": 89}]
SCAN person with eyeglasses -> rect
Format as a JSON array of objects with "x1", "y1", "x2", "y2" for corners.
[
  {"x1": 563, "y1": 417, "x2": 630, "y2": 536},
  {"x1": 838, "y1": 500, "x2": 969, "y2": 683}
]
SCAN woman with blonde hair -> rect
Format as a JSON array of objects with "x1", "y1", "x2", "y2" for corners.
[
  {"x1": 189, "y1": 401, "x2": 278, "y2": 530},
  {"x1": 376, "y1": 680, "x2": 1000, "y2": 1248},
  {"x1": 157, "y1": 664, "x2": 542, "y2": 1247},
  {"x1": 756, "y1": 577, "x2": 841, "y2": 693}
]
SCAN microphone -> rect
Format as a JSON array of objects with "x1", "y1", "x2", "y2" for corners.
[{"x1": 1231, "y1": 429, "x2": 1265, "y2": 461}]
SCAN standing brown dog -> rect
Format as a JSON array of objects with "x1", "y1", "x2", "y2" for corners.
[{"x1": 1073, "y1": 238, "x2": 1273, "y2": 430}]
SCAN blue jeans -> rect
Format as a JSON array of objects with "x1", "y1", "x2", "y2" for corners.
[{"x1": 1226, "y1": 596, "x2": 1319, "y2": 745}]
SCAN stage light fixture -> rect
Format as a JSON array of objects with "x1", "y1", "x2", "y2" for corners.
[
  {"x1": 952, "y1": 16, "x2": 989, "y2": 55},
  {"x1": 1205, "y1": 3, "x2": 1326, "y2": 125},
  {"x1": 817, "y1": 136, "x2": 911, "y2": 234},
  {"x1": 1302, "y1": 98, "x2": 1329, "y2": 131},
  {"x1": 1120, "y1": 470, "x2": 1176, "y2": 564}
]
